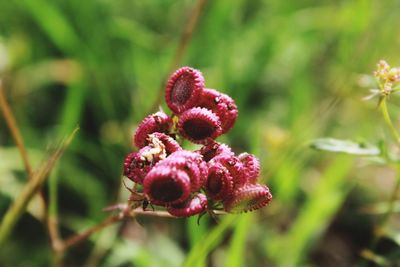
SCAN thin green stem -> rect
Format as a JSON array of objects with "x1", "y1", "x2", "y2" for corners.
[
  {"x1": 359, "y1": 91, "x2": 400, "y2": 266},
  {"x1": 48, "y1": 171, "x2": 65, "y2": 266},
  {"x1": 379, "y1": 99, "x2": 400, "y2": 145},
  {"x1": 48, "y1": 172, "x2": 60, "y2": 237}
]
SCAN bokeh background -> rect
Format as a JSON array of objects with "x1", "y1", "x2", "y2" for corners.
[{"x1": 1, "y1": 0, "x2": 400, "y2": 266}]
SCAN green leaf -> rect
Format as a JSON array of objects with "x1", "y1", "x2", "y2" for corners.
[
  {"x1": 268, "y1": 155, "x2": 354, "y2": 266},
  {"x1": 383, "y1": 228, "x2": 400, "y2": 247},
  {"x1": 182, "y1": 215, "x2": 237, "y2": 267},
  {"x1": 226, "y1": 213, "x2": 253, "y2": 267},
  {"x1": 310, "y1": 138, "x2": 380, "y2": 155}
]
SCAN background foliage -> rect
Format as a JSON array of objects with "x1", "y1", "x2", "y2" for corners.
[{"x1": 1, "y1": 0, "x2": 400, "y2": 266}]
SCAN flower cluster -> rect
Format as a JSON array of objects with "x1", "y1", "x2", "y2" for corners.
[
  {"x1": 123, "y1": 67, "x2": 272, "y2": 217},
  {"x1": 374, "y1": 60, "x2": 400, "y2": 96}
]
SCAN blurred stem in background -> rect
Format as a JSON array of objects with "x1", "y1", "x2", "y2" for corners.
[
  {"x1": 0, "y1": 81, "x2": 33, "y2": 178},
  {"x1": 148, "y1": 0, "x2": 208, "y2": 113}
]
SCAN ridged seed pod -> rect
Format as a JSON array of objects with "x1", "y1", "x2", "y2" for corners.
[
  {"x1": 123, "y1": 145, "x2": 164, "y2": 184},
  {"x1": 155, "y1": 155, "x2": 202, "y2": 192},
  {"x1": 123, "y1": 152, "x2": 149, "y2": 184},
  {"x1": 169, "y1": 150, "x2": 208, "y2": 188},
  {"x1": 238, "y1": 153, "x2": 260, "y2": 184},
  {"x1": 133, "y1": 111, "x2": 172, "y2": 148},
  {"x1": 167, "y1": 193, "x2": 208, "y2": 217},
  {"x1": 211, "y1": 154, "x2": 246, "y2": 188},
  {"x1": 223, "y1": 184, "x2": 272, "y2": 213},
  {"x1": 197, "y1": 141, "x2": 234, "y2": 162},
  {"x1": 178, "y1": 107, "x2": 221, "y2": 144},
  {"x1": 205, "y1": 162, "x2": 234, "y2": 201},
  {"x1": 165, "y1": 66, "x2": 204, "y2": 114},
  {"x1": 143, "y1": 166, "x2": 191, "y2": 206},
  {"x1": 217, "y1": 93, "x2": 238, "y2": 134},
  {"x1": 198, "y1": 88, "x2": 238, "y2": 134}
]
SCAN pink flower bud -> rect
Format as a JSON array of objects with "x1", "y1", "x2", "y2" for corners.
[
  {"x1": 123, "y1": 144, "x2": 165, "y2": 184},
  {"x1": 123, "y1": 152, "x2": 149, "y2": 184},
  {"x1": 198, "y1": 88, "x2": 238, "y2": 134},
  {"x1": 197, "y1": 141, "x2": 234, "y2": 162},
  {"x1": 167, "y1": 193, "x2": 208, "y2": 217},
  {"x1": 155, "y1": 153, "x2": 202, "y2": 192},
  {"x1": 168, "y1": 150, "x2": 208, "y2": 188},
  {"x1": 133, "y1": 111, "x2": 172, "y2": 148},
  {"x1": 238, "y1": 153, "x2": 260, "y2": 184},
  {"x1": 204, "y1": 162, "x2": 234, "y2": 201},
  {"x1": 165, "y1": 66, "x2": 204, "y2": 114},
  {"x1": 211, "y1": 154, "x2": 246, "y2": 188},
  {"x1": 143, "y1": 166, "x2": 191, "y2": 206},
  {"x1": 223, "y1": 184, "x2": 272, "y2": 213},
  {"x1": 178, "y1": 107, "x2": 222, "y2": 144}
]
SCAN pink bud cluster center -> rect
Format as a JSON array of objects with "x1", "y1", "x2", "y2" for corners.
[{"x1": 123, "y1": 67, "x2": 272, "y2": 217}]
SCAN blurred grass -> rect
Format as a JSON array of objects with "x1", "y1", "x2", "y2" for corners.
[{"x1": 1, "y1": 0, "x2": 400, "y2": 266}]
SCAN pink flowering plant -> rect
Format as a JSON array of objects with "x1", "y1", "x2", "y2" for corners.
[{"x1": 123, "y1": 67, "x2": 272, "y2": 217}]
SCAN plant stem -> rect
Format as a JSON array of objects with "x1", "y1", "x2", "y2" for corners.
[
  {"x1": 58, "y1": 207, "x2": 226, "y2": 252},
  {"x1": 61, "y1": 215, "x2": 121, "y2": 251},
  {"x1": 0, "y1": 80, "x2": 33, "y2": 178},
  {"x1": 0, "y1": 128, "x2": 78, "y2": 246},
  {"x1": 48, "y1": 171, "x2": 63, "y2": 250},
  {"x1": 60, "y1": 207, "x2": 176, "y2": 250},
  {"x1": 360, "y1": 99, "x2": 400, "y2": 266},
  {"x1": 148, "y1": 0, "x2": 208, "y2": 113},
  {"x1": 379, "y1": 99, "x2": 400, "y2": 145},
  {"x1": 168, "y1": 0, "x2": 208, "y2": 73}
]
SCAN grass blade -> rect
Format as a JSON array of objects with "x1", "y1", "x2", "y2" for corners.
[
  {"x1": 0, "y1": 127, "x2": 79, "y2": 246},
  {"x1": 182, "y1": 215, "x2": 237, "y2": 267}
]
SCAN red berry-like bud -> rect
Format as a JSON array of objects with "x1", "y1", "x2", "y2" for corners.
[
  {"x1": 155, "y1": 153, "x2": 202, "y2": 192},
  {"x1": 123, "y1": 152, "x2": 150, "y2": 183},
  {"x1": 211, "y1": 154, "x2": 246, "y2": 188},
  {"x1": 223, "y1": 184, "x2": 272, "y2": 213},
  {"x1": 165, "y1": 66, "x2": 204, "y2": 114},
  {"x1": 133, "y1": 111, "x2": 172, "y2": 148},
  {"x1": 146, "y1": 132, "x2": 182, "y2": 155},
  {"x1": 167, "y1": 193, "x2": 208, "y2": 217},
  {"x1": 238, "y1": 153, "x2": 260, "y2": 184},
  {"x1": 198, "y1": 88, "x2": 238, "y2": 134},
  {"x1": 197, "y1": 141, "x2": 234, "y2": 162},
  {"x1": 204, "y1": 162, "x2": 234, "y2": 201},
  {"x1": 169, "y1": 150, "x2": 208, "y2": 188},
  {"x1": 173, "y1": 150, "x2": 209, "y2": 186},
  {"x1": 178, "y1": 107, "x2": 222, "y2": 144},
  {"x1": 123, "y1": 143, "x2": 166, "y2": 184},
  {"x1": 144, "y1": 166, "x2": 191, "y2": 206},
  {"x1": 124, "y1": 142, "x2": 167, "y2": 184}
]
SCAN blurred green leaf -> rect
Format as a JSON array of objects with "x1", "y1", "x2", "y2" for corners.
[
  {"x1": 383, "y1": 228, "x2": 400, "y2": 247},
  {"x1": 182, "y1": 215, "x2": 237, "y2": 267},
  {"x1": 310, "y1": 138, "x2": 380, "y2": 156},
  {"x1": 226, "y1": 213, "x2": 253, "y2": 267},
  {"x1": 268, "y1": 155, "x2": 354, "y2": 266}
]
